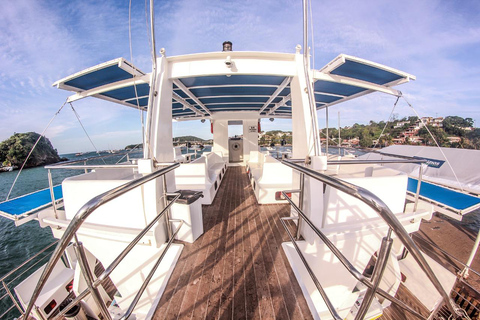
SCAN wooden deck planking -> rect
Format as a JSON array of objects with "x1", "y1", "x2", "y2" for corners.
[{"x1": 153, "y1": 167, "x2": 313, "y2": 320}]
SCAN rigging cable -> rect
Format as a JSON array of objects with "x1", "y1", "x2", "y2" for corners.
[
  {"x1": 5, "y1": 100, "x2": 68, "y2": 201},
  {"x1": 371, "y1": 95, "x2": 400, "y2": 150},
  {"x1": 69, "y1": 103, "x2": 106, "y2": 165},
  {"x1": 401, "y1": 95, "x2": 464, "y2": 191}
]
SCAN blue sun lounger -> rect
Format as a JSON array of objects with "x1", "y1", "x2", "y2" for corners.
[
  {"x1": 407, "y1": 178, "x2": 480, "y2": 220},
  {"x1": 0, "y1": 185, "x2": 63, "y2": 225}
]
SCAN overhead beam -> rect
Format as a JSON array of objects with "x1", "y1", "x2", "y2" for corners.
[
  {"x1": 172, "y1": 91, "x2": 205, "y2": 116},
  {"x1": 267, "y1": 93, "x2": 291, "y2": 115},
  {"x1": 258, "y1": 77, "x2": 292, "y2": 114},
  {"x1": 172, "y1": 79, "x2": 212, "y2": 116}
]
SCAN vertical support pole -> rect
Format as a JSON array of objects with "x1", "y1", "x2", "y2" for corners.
[
  {"x1": 73, "y1": 240, "x2": 112, "y2": 320},
  {"x1": 144, "y1": 0, "x2": 158, "y2": 159},
  {"x1": 414, "y1": 164, "x2": 423, "y2": 212},
  {"x1": 355, "y1": 231, "x2": 393, "y2": 320},
  {"x1": 338, "y1": 111, "x2": 341, "y2": 148},
  {"x1": 47, "y1": 169, "x2": 58, "y2": 219},
  {"x1": 461, "y1": 228, "x2": 480, "y2": 279},
  {"x1": 296, "y1": 172, "x2": 305, "y2": 240},
  {"x1": 84, "y1": 161, "x2": 87, "y2": 174},
  {"x1": 325, "y1": 106, "x2": 329, "y2": 156},
  {"x1": 302, "y1": 0, "x2": 321, "y2": 156},
  {"x1": 163, "y1": 175, "x2": 173, "y2": 239}
]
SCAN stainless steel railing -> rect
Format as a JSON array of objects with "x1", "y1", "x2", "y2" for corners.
[
  {"x1": 280, "y1": 159, "x2": 460, "y2": 319},
  {"x1": 289, "y1": 156, "x2": 427, "y2": 211},
  {"x1": 0, "y1": 240, "x2": 59, "y2": 318},
  {"x1": 45, "y1": 151, "x2": 144, "y2": 218},
  {"x1": 23, "y1": 162, "x2": 180, "y2": 319}
]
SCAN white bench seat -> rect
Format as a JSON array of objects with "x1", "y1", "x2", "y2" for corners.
[
  {"x1": 174, "y1": 152, "x2": 227, "y2": 205},
  {"x1": 250, "y1": 156, "x2": 293, "y2": 204}
]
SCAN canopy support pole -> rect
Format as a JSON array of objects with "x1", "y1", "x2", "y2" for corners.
[{"x1": 461, "y1": 228, "x2": 480, "y2": 279}]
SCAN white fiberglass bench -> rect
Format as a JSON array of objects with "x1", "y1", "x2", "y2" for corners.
[
  {"x1": 174, "y1": 152, "x2": 226, "y2": 205},
  {"x1": 249, "y1": 154, "x2": 293, "y2": 204},
  {"x1": 283, "y1": 164, "x2": 434, "y2": 319}
]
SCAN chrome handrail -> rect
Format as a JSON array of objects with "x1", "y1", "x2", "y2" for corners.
[
  {"x1": 44, "y1": 152, "x2": 137, "y2": 168},
  {"x1": 121, "y1": 219, "x2": 184, "y2": 320},
  {"x1": 280, "y1": 194, "x2": 424, "y2": 319},
  {"x1": 23, "y1": 162, "x2": 180, "y2": 319},
  {"x1": 326, "y1": 159, "x2": 426, "y2": 165},
  {"x1": 281, "y1": 159, "x2": 459, "y2": 318},
  {"x1": 0, "y1": 240, "x2": 58, "y2": 317},
  {"x1": 46, "y1": 164, "x2": 138, "y2": 170},
  {"x1": 51, "y1": 193, "x2": 181, "y2": 320}
]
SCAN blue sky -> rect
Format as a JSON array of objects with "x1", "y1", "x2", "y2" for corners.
[{"x1": 1, "y1": 0, "x2": 479, "y2": 154}]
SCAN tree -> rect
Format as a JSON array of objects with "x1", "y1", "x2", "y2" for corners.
[
  {"x1": 0, "y1": 132, "x2": 61, "y2": 168},
  {"x1": 418, "y1": 126, "x2": 448, "y2": 146}
]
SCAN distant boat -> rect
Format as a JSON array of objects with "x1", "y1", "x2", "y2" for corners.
[{"x1": 0, "y1": 166, "x2": 16, "y2": 172}]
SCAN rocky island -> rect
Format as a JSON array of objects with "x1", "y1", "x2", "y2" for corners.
[{"x1": 0, "y1": 132, "x2": 65, "y2": 171}]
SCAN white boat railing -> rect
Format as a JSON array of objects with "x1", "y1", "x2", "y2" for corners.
[
  {"x1": 280, "y1": 159, "x2": 460, "y2": 319},
  {"x1": 23, "y1": 162, "x2": 181, "y2": 320}
]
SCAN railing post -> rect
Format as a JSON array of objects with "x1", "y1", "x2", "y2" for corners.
[
  {"x1": 355, "y1": 231, "x2": 393, "y2": 320},
  {"x1": 414, "y1": 164, "x2": 424, "y2": 212},
  {"x1": 73, "y1": 239, "x2": 112, "y2": 320},
  {"x1": 296, "y1": 172, "x2": 305, "y2": 240},
  {"x1": 163, "y1": 174, "x2": 173, "y2": 239},
  {"x1": 47, "y1": 169, "x2": 58, "y2": 219}
]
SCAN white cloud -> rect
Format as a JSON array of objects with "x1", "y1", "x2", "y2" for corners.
[{"x1": 1, "y1": 0, "x2": 480, "y2": 154}]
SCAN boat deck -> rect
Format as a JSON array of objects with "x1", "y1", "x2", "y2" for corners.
[{"x1": 153, "y1": 166, "x2": 313, "y2": 320}]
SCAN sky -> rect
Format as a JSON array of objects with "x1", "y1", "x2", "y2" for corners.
[{"x1": 1, "y1": 0, "x2": 479, "y2": 154}]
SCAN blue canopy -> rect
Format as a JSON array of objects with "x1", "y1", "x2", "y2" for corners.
[
  {"x1": 407, "y1": 178, "x2": 480, "y2": 213},
  {"x1": 53, "y1": 54, "x2": 414, "y2": 119},
  {"x1": 0, "y1": 185, "x2": 63, "y2": 220}
]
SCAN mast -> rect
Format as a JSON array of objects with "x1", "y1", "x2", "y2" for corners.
[
  {"x1": 145, "y1": 0, "x2": 158, "y2": 159},
  {"x1": 302, "y1": 0, "x2": 321, "y2": 156}
]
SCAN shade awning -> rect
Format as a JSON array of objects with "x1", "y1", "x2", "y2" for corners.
[
  {"x1": 53, "y1": 54, "x2": 415, "y2": 119},
  {"x1": 53, "y1": 58, "x2": 151, "y2": 110}
]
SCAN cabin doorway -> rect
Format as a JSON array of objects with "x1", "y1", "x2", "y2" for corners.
[{"x1": 228, "y1": 120, "x2": 243, "y2": 163}]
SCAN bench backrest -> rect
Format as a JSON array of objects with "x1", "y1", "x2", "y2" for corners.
[
  {"x1": 175, "y1": 158, "x2": 209, "y2": 184},
  {"x1": 259, "y1": 161, "x2": 292, "y2": 184},
  {"x1": 205, "y1": 151, "x2": 225, "y2": 167},
  {"x1": 323, "y1": 173, "x2": 408, "y2": 226}
]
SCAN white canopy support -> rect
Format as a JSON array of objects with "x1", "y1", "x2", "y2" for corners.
[
  {"x1": 172, "y1": 91, "x2": 205, "y2": 116},
  {"x1": 461, "y1": 229, "x2": 480, "y2": 279},
  {"x1": 172, "y1": 79, "x2": 212, "y2": 116},
  {"x1": 267, "y1": 93, "x2": 292, "y2": 115},
  {"x1": 258, "y1": 77, "x2": 292, "y2": 114}
]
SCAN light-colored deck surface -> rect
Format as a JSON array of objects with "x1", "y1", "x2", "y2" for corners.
[{"x1": 153, "y1": 166, "x2": 313, "y2": 320}]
